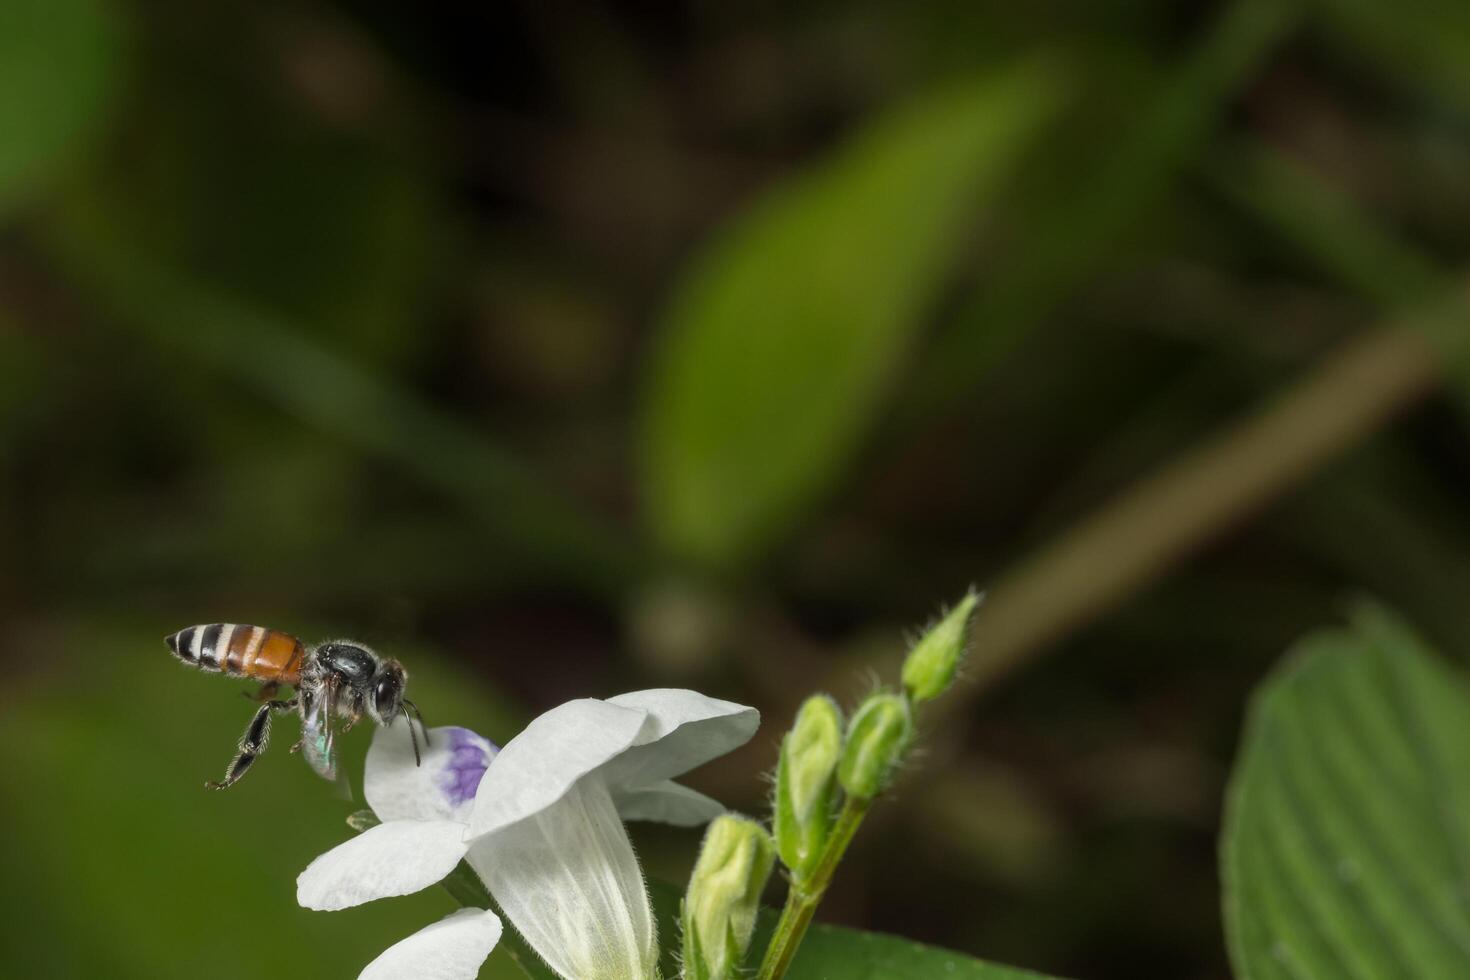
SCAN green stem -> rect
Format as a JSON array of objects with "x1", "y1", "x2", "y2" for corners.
[{"x1": 755, "y1": 796, "x2": 872, "y2": 980}]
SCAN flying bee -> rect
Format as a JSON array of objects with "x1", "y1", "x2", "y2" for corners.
[{"x1": 165, "y1": 624, "x2": 428, "y2": 789}]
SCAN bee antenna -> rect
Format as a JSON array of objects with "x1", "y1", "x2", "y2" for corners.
[
  {"x1": 404, "y1": 698, "x2": 429, "y2": 758},
  {"x1": 404, "y1": 705, "x2": 422, "y2": 767}
]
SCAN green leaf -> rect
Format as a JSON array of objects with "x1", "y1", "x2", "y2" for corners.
[
  {"x1": 640, "y1": 61, "x2": 1064, "y2": 569},
  {"x1": 1222, "y1": 603, "x2": 1470, "y2": 979},
  {"x1": 0, "y1": 0, "x2": 122, "y2": 216},
  {"x1": 772, "y1": 922, "x2": 1066, "y2": 979}
]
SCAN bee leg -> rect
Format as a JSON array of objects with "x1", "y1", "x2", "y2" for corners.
[
  {"x1": 241, "y1": 682, "x2": 281, "y2": 703},
  {"x1": 206, "y1": 699, "x2": 296, "y2": 790}
]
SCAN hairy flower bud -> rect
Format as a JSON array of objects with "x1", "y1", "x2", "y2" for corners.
[
  {"x1": 681, "y1": 815, "x2": 776, "y2": 980},
  {"x1": 774, "y1": 695, "x2": 843, "y2": 880},
  {"x1": 902, "y1": 589, "x2": 981, "y2": 703},
  {"x1": 838, "y1": 692, "x2": 913, "y2": 800}
]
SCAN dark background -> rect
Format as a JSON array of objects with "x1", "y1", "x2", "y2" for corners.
[{"x1": 3, "y1": 1, "x2": 1470, "y2": 978}]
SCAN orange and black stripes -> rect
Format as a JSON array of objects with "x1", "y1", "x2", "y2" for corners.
[{"x1": 166, "y1": 624, "x2": 306, "y2": 685}]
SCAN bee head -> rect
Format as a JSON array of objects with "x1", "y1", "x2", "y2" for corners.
[
  {"x1": 369, "y1": 659, "x2": 408, "y2": 725},
  {"x1": 370, "y1": 659, "x2": 427, "y2": 765}
]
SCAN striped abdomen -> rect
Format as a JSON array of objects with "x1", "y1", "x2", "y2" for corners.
[{"x1": 166, "y1": 624, "x2": 306, "y2": 685}]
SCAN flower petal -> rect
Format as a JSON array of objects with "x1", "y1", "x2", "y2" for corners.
[
  {"x1": 359, "y1": 908, "x2": 502, "y2": 980},
  {"x1": 614, "y1": 779, "x2": 725, "y2": 826},
  {"x1": 465, "y1": 698, "x2": 648, "y2": 840},
  {"x1": 601, "y1": 689, "x2": 759, "y2": 790},
  {"x1": 366, "y1": 721, "x2": 498, "y2": 824},
  {"x1": 468, "y1": 780, "x2": 657, "y2": 980},
  {"x1": 297, "y1": 820, "x2": 469, "y2": 911}
]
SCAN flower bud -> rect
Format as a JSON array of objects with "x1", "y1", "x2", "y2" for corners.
[
  {"x1": 774, "y1": 695, "x2": 843, "y2": 879},
  {"x1": 838, "y1": 692, "x2": 913, "y2": 800},
  {"x1": 681, "y1": 815, "x2": 776, "y2": 980},
  {"x1": 902, "y1": 589, "x2": 980, "y2": 704}
]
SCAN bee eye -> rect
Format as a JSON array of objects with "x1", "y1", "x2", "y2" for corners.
[{"x1": 374, "y1": 675, "x2": 398, "y2": 716}]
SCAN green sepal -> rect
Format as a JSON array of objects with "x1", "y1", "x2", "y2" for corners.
[
  {"x1": 902, "y1": 589, "x2": 980, "y2": 703},
  {"x1": 773, "y1": 694, "x2": 843, "y2": 881},
  {"x1": 681, "y1": 815, "x2": 776, "y2": 979},
  {"x1": 838, "y1": 692, "x2": 914, "y2": 800}
]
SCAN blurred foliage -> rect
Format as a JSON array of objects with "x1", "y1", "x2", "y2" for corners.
[
  {"x1": 4, "y1": 0, "x2": 1470, "y2": 978},
  {"x1": 1309, "y1": 0, "x2": 1470, "y2": 111},
  {"x1": 641, "y1": 62, "x2": 1063, "y2": 569},
  {"x1": 907, "y1": 0, "x2": 1296, "y2": 423},
  {"x1": 0, "y1": 0, "x2": 121, "y2": 215}
]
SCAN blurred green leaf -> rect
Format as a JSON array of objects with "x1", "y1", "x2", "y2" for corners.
[
  {"x1": 1309, "y1": 0, "x2": 1470, "y2": 111},
  {"x1": 640, "y1": 61, "x2": 1065, "y2": 569},
  {"x1": 0, "y1": 0, "x2": 121, "y2": 216},
  {"x1": 1222, "y1": 604, "x2": 1470, "y2": 979}
]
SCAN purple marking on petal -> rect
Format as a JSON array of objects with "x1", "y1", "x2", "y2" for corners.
[{"x1": 437, "y1": 726, "x2": 497, "y2": 808}]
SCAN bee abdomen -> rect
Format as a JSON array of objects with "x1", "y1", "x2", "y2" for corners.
[
  {"x1": 165, "y1": 624, "x2": 305, "y2": 684},
  {"x1": 168, "y1": 624, "x2": 221, "y2": 671}
]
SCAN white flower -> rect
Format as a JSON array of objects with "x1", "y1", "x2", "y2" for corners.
[
  {"x1": 298, "y1": 722, "x2": 504, "y2": 980},
  {"x1": 464, "y1": 690, "x2": 759, "y2": 980},
  {"x1": 360, "y1": 908, "x2": 503, "y2": 980},
  {"x1": 296, "y1": 690, "x2": 759, "y2": 980}
]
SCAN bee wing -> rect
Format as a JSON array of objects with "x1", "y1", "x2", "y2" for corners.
[{"x1": 300, "y1": 676, "x2": 340, "y2": 782}]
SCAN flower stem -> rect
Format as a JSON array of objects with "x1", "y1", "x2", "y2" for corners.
[{"x1": 754, "y1": 795, "x2": 872, "y2": 980}]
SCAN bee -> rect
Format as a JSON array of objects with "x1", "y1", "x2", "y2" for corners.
[{"x1": 165, "y1": 624, "x2": 427, "y2": 789}]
